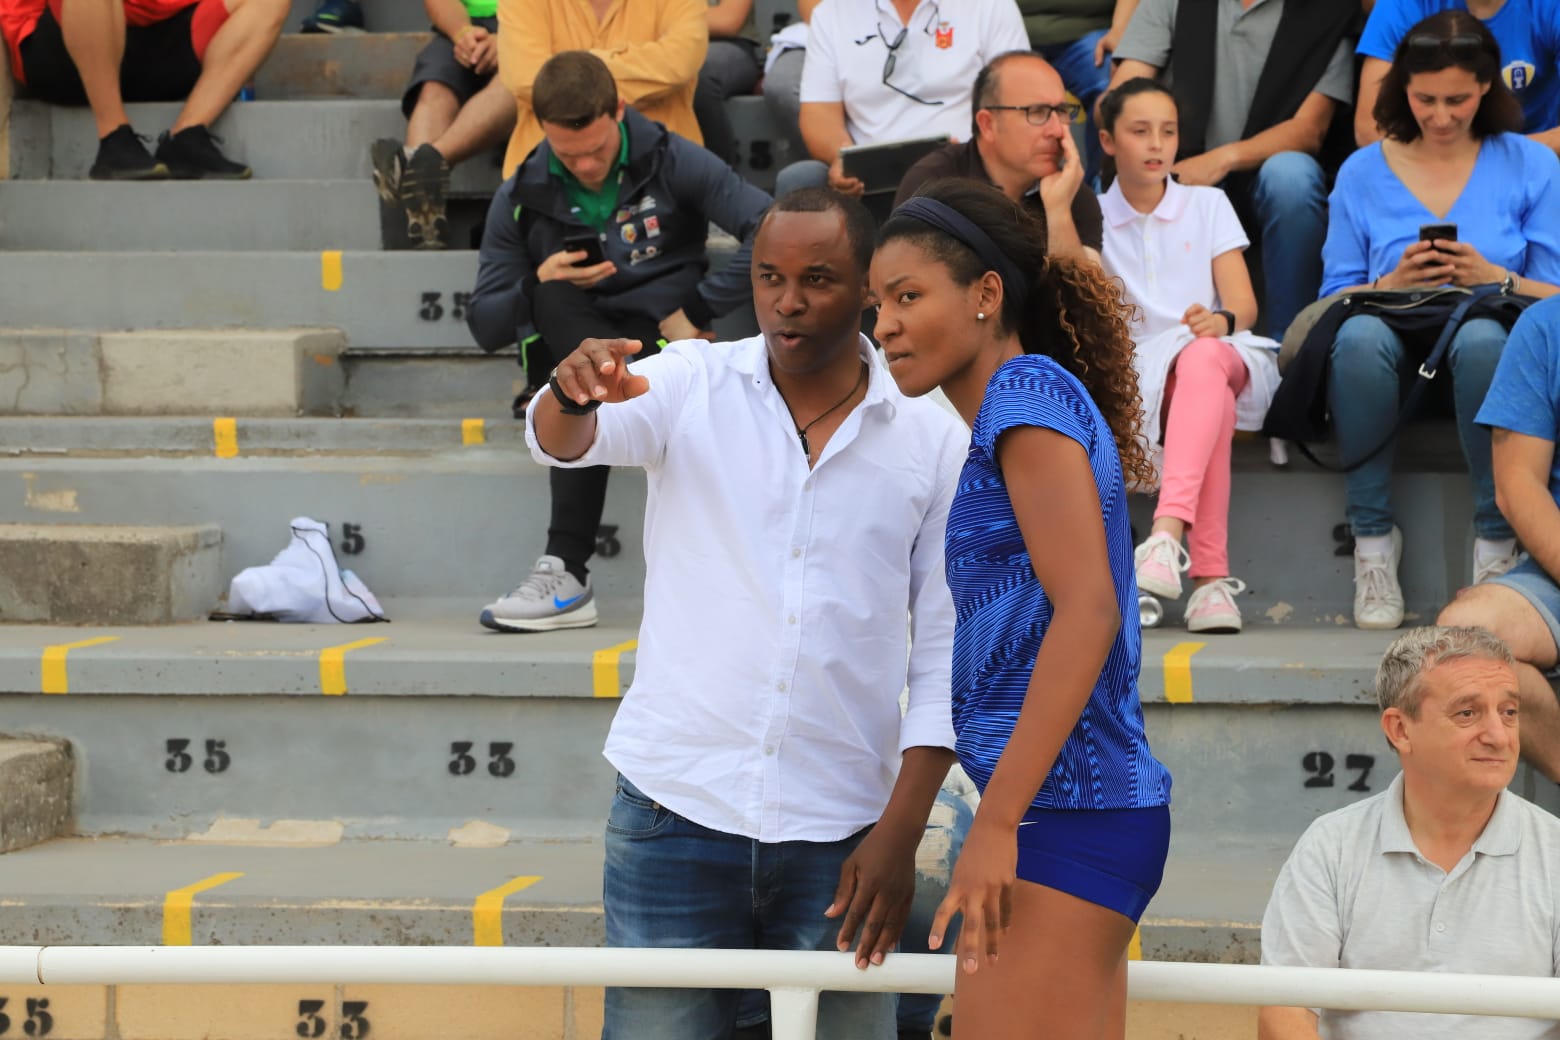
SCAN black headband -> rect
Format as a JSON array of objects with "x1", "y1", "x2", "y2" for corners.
[{"x1": 893, "y1": 196, "x2": 1029, "y2": 311}]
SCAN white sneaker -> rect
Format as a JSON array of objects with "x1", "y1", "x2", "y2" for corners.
[
  {"x1": 479, "y1": 555, "x2": 598, "y2": 632},
  {"x1": 1185, "y1": 577, "x2": 1247, "y2": 634},
  {"x1": 1134, "y1": 532, "x2": 1191, "y2": 600},
  {"x1": 1473, "y1": 545, "x2": 1521, "y2": 586},
  {"x1": 1353, "y1": 528, "x2": 1404, "y2": 630}
]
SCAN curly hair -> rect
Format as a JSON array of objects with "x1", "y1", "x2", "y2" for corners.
[{"x1": 880, "y1": 178, "x2": 1154, "y2": 489}]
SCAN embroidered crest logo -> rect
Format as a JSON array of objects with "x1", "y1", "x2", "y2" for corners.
[
  {"x1": 1504, "y1": 60, "x2": 1536, "y2": 92},
  {"x1": 934, "y1": 23, "x2": 953, "y2": 49},
  {"x1": 621, "y1": 222, "x2": 639, "y2": 244}
]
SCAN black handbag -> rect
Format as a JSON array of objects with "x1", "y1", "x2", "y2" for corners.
[{"x1": 1260, "y1": 284, "x2": 1536, "y2": 471}]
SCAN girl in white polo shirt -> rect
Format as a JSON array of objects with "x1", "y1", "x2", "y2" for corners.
[{"x1": 1097, "y1": 77, "x2": 1281, "y2": 634}]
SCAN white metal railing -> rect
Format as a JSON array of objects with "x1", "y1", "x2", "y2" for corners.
[{"x1": 6, "y1": 946, "x2": 1560, "y2": 1039}]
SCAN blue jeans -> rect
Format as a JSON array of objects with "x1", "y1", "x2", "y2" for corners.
[
  {"x1": 1036, "y1": 30, "x2": 1112, "y2": 187},
  {"x1": 1327, "y1": 315, "x2": 1512, "y2": 540},
  {"x1": 1225, "y1": 151, "x2": 1327, "y2": 341},
  {"x1": 603, "y1": 776, "x2": 896, "y2": 1040}
]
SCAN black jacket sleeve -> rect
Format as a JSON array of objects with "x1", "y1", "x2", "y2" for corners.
[
  {"x1": 665, "y1": 137, "x2": 774, "y2": 328},
  {"x1": 466, "y1": 183, "x2": 538, "y2": 352}
]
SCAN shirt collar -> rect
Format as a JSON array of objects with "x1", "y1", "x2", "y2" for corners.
[
  {"x1": 1378, "y1": 771, "x2": 1522, "y2": 859},
  {"x1": 733, "y1": 333, "x2": 900, "y2": 422},
  {"x1": 1100, "y1": 176, "x2": 1188, "y2": 228}
]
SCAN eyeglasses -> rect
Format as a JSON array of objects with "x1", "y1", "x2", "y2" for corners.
[
  {"x1": 869, "y1": 1, "x2": 945, "y2": 108},
  {"x1": 1405, "y1": 33, "x2": 1485, "y2": 63},
  {"x1": 983, "y1": 102, "x2": 1082, "y2": 126}
]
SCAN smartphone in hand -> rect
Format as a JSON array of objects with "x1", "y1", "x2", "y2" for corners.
[
  {"x1": 1419, "y1": 223, "x2": 1457, "y2": 243},
  {"x1": 563, "y1": 232, "x2": 605, "y2": 266}
]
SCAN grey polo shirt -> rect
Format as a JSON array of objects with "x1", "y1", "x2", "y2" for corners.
[
  {"x1": 1113, "y1": 0, "x2": 1355, "y2": 151},
  {"x1": 1261, "y1": 773, "x2": 1560, "y2": 1040}
]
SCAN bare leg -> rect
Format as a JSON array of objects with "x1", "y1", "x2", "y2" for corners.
[
  {"x1": 172, "y1": 0, "x2": 287, "y2": 132},
  {"x1": 405, "y1": 81, "x2": 461, "y2": 151},
  {"x1": 428, "y1": 76, "x2": 517, "y2": 166},
  {"x1": 952, "y1": 882, "x2": 1137, "y2": 1040},
  {"x1": 57, "y1": 0, "x2": 129, "y2": 137},
  {"x1": 1438, "y1": 584, "x2": 1560, "y2": 779}
]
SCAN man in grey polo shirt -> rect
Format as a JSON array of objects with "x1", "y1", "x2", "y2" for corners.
[
  {"x1": 1259, "y1": 626, "x2": 1560, "y2": 1040},
  {"x1": 1101, "y1": 0, "x2": 1359, "y2": 340}
]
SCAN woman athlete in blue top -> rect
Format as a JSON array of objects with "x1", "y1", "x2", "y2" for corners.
[{"x1": 873, "y1": 178, "x2": 1172, "y2": 1039}]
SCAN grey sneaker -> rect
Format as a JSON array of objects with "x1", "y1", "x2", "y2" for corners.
[
  {"x1": 479, "y1": 555, "x2": 598, "y2": 632},
  {"x1": 1353, "y1": 528, "x2": 1404, "y2": 630}
]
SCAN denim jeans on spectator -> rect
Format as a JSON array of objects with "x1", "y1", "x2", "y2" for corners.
[
  {"x1": 529, "y1": 280, "x2": 663, "y2": 573},
  {"x1": 1035, "y1": 29, "x2": 1111, "y2": 187},
  {"x1": 696, "y1": 38, "x2": 763, "y2": 167},
  {"x1": 762, "y1": 47, "x2": 807, "y2": 158},
  {"x1": 1225, "y1": 151, "x2": 1327, "y2": 341},
  {"x1": 603, "y1": 775, "x2": 897, "y2": 1040},
  {"x1": 1327, "y1": 314, "x2": 1512, "y2": 541}
]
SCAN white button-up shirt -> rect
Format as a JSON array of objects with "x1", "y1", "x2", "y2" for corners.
[
  {"x1": 800, "y1": 0, "x2": 1029, "y2": 147},
  {"x1": 1262, "y1": 772, "x2": 1560, "y2": 1039},
  {"x1": 527, "y1": 335, "x2": 966, "y2": 843}
]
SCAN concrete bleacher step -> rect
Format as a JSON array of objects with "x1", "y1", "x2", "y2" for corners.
[
  {"x1": 339, "y1": 346, "x2": 522, "y2": 418},
  {"x1": 0, "y1": 329, "x2": 347, "y2": 416},
  {"x1": 0, "y1": 523, "x2": 222, "y2": 624},
  {"x1": 0, "y1": 735, "x2": 71, "y2": 853},
  {"x1": 256, "y1": 32, "x2": 432, "y2": 100},
  {"x1": 0, "y1": 417, "x2": 527, "y2": 455}
]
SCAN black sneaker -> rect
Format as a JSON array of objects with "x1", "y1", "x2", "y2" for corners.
[
  {"x1": 155, "y1": 125, "x2": 252, "y2": 180},
  {"x1": 370, "y1": 138, "x2": 415, "y2": 250},
  {"x1": 401, "y1": 143, "x2": 450, "y2": 249},
  {"x1": 89, "y1": 125, "x2": 168, "y2": 181}
]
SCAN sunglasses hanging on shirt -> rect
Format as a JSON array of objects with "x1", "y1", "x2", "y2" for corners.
[{"x1": 860, "y1": 0, "x2": 946, "y2": 107}]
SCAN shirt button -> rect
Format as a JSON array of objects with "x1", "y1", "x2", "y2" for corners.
[
  {"x1": 776, "y1": 681, "x2": 787, "y2": 692},
  {"x1": 788, "y1": 615, "x2": 797, "y2": 625},
  {"x1": 764, "y1": 746, "x2": 776, "y2": 756},
  {"x1": 791, "y1": 547, "x2": 802, "y2": 558},
  {"x1": 1434, "y1": 922, "x2": 1446, "y2": 933}
]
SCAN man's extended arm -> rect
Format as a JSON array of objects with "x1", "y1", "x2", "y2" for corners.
[
  {"x1": 1171, "y1": 92, "x2": 1335, "y2": 186},
  {"x1": 1494, "y1": 430, "x2": 1560, "y2": 581}
]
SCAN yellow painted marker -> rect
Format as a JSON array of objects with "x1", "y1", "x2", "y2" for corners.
[
  {"x1": 213, "y1": 417, "x2": 239, "y2": 459},
  {"x1": 1128, "y1": 927, "x2": 1143, "y2": 961},
  {"x1": 472, "y1": 875, "x2": 542, "y2": 946},
  {"x1": 41, "y1": 636, "x2": 120, "y2": 695},
  {"x1": 319, "y1": 637, "x2": 388, "y2": 696},
  {"x1": 592, "y1": 639, "x2": 637, "y2": 698},
  {"x1": 1163, "y1": 641, "x2": 1206, "y2": 704},
  {"x1": 163, "y1": 872, "x2": 244, "y2": 946},
  {"x1": 321, "y1": 250, "x2": 344, "y2": 292},
  {"x1": 462, "y1": 418, "x2": 486, "y2": 445}
]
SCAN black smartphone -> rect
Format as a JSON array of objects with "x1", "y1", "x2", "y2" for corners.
[
  {"x1": 1419, "y1": 223, "x2": 1457, "y2": 243},
  {"x1": 563, "y1": 232, "x2": 605, "y2": 266}
]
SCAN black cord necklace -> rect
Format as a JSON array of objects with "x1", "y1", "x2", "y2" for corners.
[{"x1": 777, "y1": 361, "x2": 868, "y2": 461}]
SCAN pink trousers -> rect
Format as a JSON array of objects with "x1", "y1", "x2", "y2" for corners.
[{"x1": 1155, "y1": 337, "x2": 1249, "y2": 578}]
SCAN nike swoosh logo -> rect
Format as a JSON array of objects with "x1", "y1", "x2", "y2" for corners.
[{"x1": 554, "y1": 593, "x2": 586, "y2": 610}]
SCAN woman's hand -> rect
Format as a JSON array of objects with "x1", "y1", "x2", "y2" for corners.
[
  {"x1": 1377, "y1": 239, "x2": 1455, "y2": 290},
  {"x1": 926, "y1": 816, "x2": 1016, "y2": 975},
  {"x1": 1430, "y1": 240, "x2": 1507, "y2": 287}
]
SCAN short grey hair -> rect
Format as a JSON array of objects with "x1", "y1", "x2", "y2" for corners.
[{"x1": 1375, "y1": 625, "x2": 1515, "y2": 716}]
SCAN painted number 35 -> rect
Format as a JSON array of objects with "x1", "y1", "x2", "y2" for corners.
[{"x1": 0, "y1": 997, "x2": 54, "y2": 1037}]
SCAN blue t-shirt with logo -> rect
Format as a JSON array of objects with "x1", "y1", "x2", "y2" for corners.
[
  {"x1": 1358, "y1": 0, "x2": 1560, "y2": 132},
  {"x1": 945, "y1": 354, "x2": 1172, "y2": 811},
  {"x1": 1476, "y1": 297, "x2": 1560, "y2": 504}
]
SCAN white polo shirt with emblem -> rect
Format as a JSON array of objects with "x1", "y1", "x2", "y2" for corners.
[
  {"x1": 800, "y1": 0, "x2": 1029, "y2": 147},
  {"x1": 1261, "y1": 772, "x2": 1560, "y2": 1039}
]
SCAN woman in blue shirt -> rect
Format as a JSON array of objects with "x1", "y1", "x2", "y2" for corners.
[
  {"x1": 1323, "y1": 10, "x2": 1560, "y2": 631},
  {"x1": 873, "y1": 178, "x2": 1172, "y2": 1038}
]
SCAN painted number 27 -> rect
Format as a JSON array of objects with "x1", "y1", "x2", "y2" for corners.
[{"x1": 1302, "y1": 751, "x2": 1375, "y2": 792}]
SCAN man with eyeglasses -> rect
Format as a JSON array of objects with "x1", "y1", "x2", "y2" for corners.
[
  {"x1": 1102, "y1": 0, "x2": 1359, "y2": 342},
  {"x1": 894, "y1": 50, "x2": 1105, "y2": 265},
  {"x1": 777, "y1": 0, "x2": 1028, "y2": 202},
  {"x1": 1354, "y1": 0, "x2": 1560, "y2": 153}
]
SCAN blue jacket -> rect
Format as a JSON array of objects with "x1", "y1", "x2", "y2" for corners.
[{"x1": 467, "y1": 107, "x2": 772, "y2": 351}]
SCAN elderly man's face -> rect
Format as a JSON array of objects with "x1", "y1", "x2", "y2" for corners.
[{"x1": 1388, "y1": 656, "x2": 1520, "y2": 794}]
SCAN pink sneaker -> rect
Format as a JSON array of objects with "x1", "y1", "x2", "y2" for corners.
[
  {"x1": 1185, "y1": 577, "x2": 1247, "y2": 634},
  {"x1": 1134, "y1": 532, "x2": 1190, "y2": 599}
]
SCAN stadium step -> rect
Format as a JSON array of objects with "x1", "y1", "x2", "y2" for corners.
[
  {"x1": 256, "y1": 32, "x2": 432, "y2": 100},
  {"x1": 0, "y1": 416, "x2": 526, "y2": 455},
  {"x1": 0, "y1": 735, "x2": 71, "y2": 853}
]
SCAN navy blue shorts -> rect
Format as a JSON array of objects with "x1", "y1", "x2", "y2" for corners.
[{"x1": 1015, "y1": 805, "x2": 1171, "y2": 923}]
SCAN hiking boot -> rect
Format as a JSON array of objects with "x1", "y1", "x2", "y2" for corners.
[
  {"x1": 1185, "y1": 577, "x2": 1247, "y2": 634},
  {"x1": 300, "y1": 0, "x2": 364, "y2": 33},
  {"x1": 156, "y1": 125, "x2": 252, "y2": 179},
  {"x1": 370, "y1": 138, "x2": 415, "y2": 250},
  {"x1": 401, "y1": 143, "x2": 450, "y2": 249},
  {"x1": 479, "y1": 555, "x2": 598, "y2": 632},
  {"x1": 89, "y1": 125, "x2": 168, "y2": 181}
]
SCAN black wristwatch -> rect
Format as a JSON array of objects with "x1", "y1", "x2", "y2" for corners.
[
  {"x1": 548, "y1": 371, "x2": 601, "y2": 415},
  {"x1": 1214, "y1": 309, "x2": 1237, "y2": 335}
]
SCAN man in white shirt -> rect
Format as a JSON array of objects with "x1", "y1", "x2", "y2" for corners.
[
  {"x1": 775, "y1": 0, "x2": 1029, "y2": 203},
  {"x1": 1259, "y1": 626, "x2": 1560, "y2": 1040},
  {"x1": 529, "y1": 187, "x2": 967, "y2": 1040}
]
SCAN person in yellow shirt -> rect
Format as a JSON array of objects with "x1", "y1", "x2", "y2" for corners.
[{"x1": 498, "y1": 0, "x2": 707, "y2": 176}]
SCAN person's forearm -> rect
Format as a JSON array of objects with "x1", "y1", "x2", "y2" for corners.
[
  {"x1": 1225, "y1": 116, "x2": 1324, "y2": 172},
  {"x1": 532, "y1": 390, "x2": 601, "y2": 462},
  {"x1": 1105, "y1": 58, "x2": 1158, "y2": 96},
  {"x1": 425, "y1": 0, "x2": 472, "y2": 42},
  {"x1": 875, "y1": 746, "x2": 957, "y2": 845},
  {"x1": 1354, "y1": 59, "x2": 1389, "y2": 149},
  {"x1": 974, "y1": 600, "x2": 1120, "y2": 830},
  {"x1": 1044, "y1": 201, "x2": 1086, "y2": 261},
  {"x1": 1258, "y1": 1006, "x2": 1322, "y2": 1040},
  {"x1": 706, "y1": 0, "x2": 751, "y2": 37},
  {"x1": 1108, "y1": 0, "x2": 1140, "y2": 34},
  {"x1": 1499, "y1": 470, "x2": 1560, "y2": 578},
  {"x1": 799, "y1": 102, "x2": 851, "y2": 163}
]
